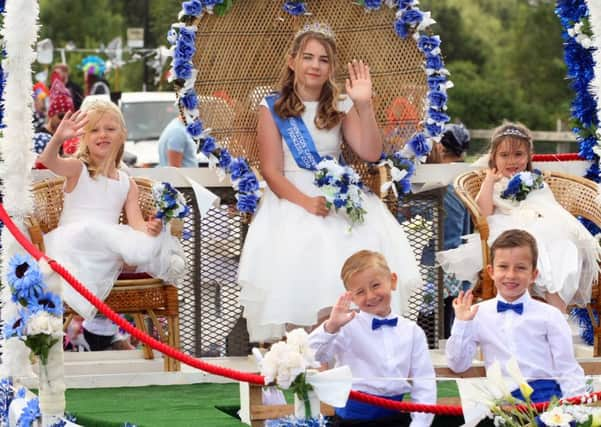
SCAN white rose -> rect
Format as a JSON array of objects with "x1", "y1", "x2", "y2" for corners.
[
  {"x1": 519, "y1": 172, "x2": 533, "y2": 186},
  {"x1": 27, "y1": 312, "x2": 53, "y2": 335}
]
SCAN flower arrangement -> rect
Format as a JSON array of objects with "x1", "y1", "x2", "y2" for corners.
[
  {"x1": 314, "y1": 157, "x2": 366, "y2": 229},
  {"x1": 500, "y1": 170, "x2": 544, "y2": 202},
  {"x1": 151, "y1": 181, "x2": 190, "y2": 225},
  {"x1": 3, "y1": 254, "x2": 63, "y2": 366},
  {"x1": 379, "y1": 151, "x2": 416, "y2": 196},
  {"x1": 168, "y1": 0, "x2": 451, "y2": 217},
  {"x1": 260, "y1": 329, "x2": 322, "y2": 422}
]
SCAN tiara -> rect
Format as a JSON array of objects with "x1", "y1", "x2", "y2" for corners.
[
  {"x1": 497, "y1": 127, "x2": 530, "y2": 140},
  {"x1": 294, "y1": 23, "x2": 335, "y2": 41}
]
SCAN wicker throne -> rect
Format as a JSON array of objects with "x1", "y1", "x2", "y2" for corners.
[
  {"x1": 191, "y1": 2, "x2": 429, "y2": 211},
  {"x1": 455, "y1": 169, "x2": 601, "y2": 355},
  {"x1": 26, "y1": 176, "x2": 182, "y2": 371}
]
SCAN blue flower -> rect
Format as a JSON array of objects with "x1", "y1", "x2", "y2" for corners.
[
  {"x1": 400, "y1": 9, "x2": 423, "y2": 26},
  {"x1": 200, "y1": 136, "x2": 216, "y2": 155},
  {"x1": 178, "y1": 27, "x2": 196, "y2": 47},
  {"x1": 425, "y1": 54, "x2": 443, "y2": 71},
  {"x1": 186, "y1": 118, "x2": 203, "y2": 137},
  {"x1": 282, "y1": 1, "x2": 306, "y2": 16},
  {"x1": 181, "y1": 0, "x2": 202, "y2": 17},
  {"x1": 174, "y1": 39, "x2": 196, "y2": 63},
  {"x1": 398, "y1": 0, "x2": 416, "y2": 8},
  {"x1": 3, "y1": 315, "x2": 26, "y2": 339},
  {"x1": 7, "y1": 254, "x2": 45, "y2": 305},
  {"x1": 425, "y1": 122, "x2": 443, "y2": 137},
  {"x1": 30, "y1": 291, "x2": 63, "y2": 317},
  {"x1": 238, "y1": 172, "x2": 259, "y2": 193},
  {"x1": 17, "y1": 397, "x2": 40, "y2": 427},
  {"x1": 333, "y1": 197, "x2": 345, "y2": 209},
  {"x1": 363, "y1": 0, "x2": 382, "y2": 10},
  {"x1": 167, "y1": 29, "x2": 178, "y2": 45},
  {"x1": 204, "y1": 0, "x2": 224, "y2": 5},
  {"x1": 427, "y1": 74, "x2": 447, "y2": 91},
  {"x1": 16, "y1": 388, "x2": 26, "y2": 399},
  {"x1": 0, "y1": 378, "x2": 14, "y2": 423},
  {"x1": 180, "y1": 90, "x2": 198, "y2": 110},
  {"x1": 219, "y1": 148, "x2": 232, "y2": 169},
  {"x1": 428, "y1": 90, "x2": 447, "y2": 110},
  {"x1": 398, "y1": 177, "x2": 412, "y2": 194},
  {"x1": 418, "y1": 35, "x2": 440, "y2": 54},
  {"x1": 407, "y1": 132, "x2": 430, "y2": 157},
  {"x1": 229, "y1": 158, "x2": 250, "y2": 180},
  {"x1": 237, "y1": 193, "x2": 258, "y2": 213},
  {"x1": 394, "y1": 18, "x2": 409, "y2": 39},
  {"x1": 173, "y1": 59, "x2": 193, "y2": 80},
  {"x1": 428, "y1": 109, "x2": 450, "y2": 124}
]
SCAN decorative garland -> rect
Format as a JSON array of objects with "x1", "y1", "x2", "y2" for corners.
[{"x1": 168, "y1": 0, "x2": 450, "y2": 214}]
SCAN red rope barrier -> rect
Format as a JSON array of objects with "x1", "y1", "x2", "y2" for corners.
[
  {"x1": 2, "y1": 202, "x2": 600, "y2": 417},
  {"x1": 532, "y1": 153, "x2": 582, "y2": 162}
]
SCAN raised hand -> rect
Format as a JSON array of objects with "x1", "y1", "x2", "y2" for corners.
[
  {"x1": 324, "y1": 292, "x2": 357, "y2": 333},
  {"x1": 452, "y1": 290, "x2": 479, "y2": 321},
  {"x1": 484, "y1": 167, "x2": 504, "y2": 184},
  {"x1": 345, "y1": 59, "x2": 372, "y2": 108},
  {"x1": 53, "y1": 110, "x2": 88, "y2": 143}
]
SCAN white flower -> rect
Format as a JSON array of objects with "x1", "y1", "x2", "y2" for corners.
[
  {"x1": 27, "y1": 312, "x2": 62, "y2": 336},
  {"x1": 486, "y1": 360, "x2": 512, "y2": 401},
  {"x1": 519, "y1": 171, "x2": 534, "y2": 186},
  {"x1": 539, "y1": 407, "x2": 573, "y2": 427}
]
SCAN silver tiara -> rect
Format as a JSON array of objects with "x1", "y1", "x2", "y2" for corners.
[
  {"x1": 498, "y1": 127, "x2": 530, "y2": 140},
  {"x1": 294, "y1": 23, "x2": 335, "y2": 41}
]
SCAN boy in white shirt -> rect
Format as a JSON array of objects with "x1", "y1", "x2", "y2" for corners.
[
  {"x1": 446, "y1": 229, "x2": 586, "y2": 402},
  {"x1": 309, "y1": 250, "x2": 435, "y2": 427}
]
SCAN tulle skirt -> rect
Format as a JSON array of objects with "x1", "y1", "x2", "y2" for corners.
[
  {"x1": 44, "y1": 221, "x2": 186, "y2": 319},
  {"x1": 238, "y1": 169, "x2": 422, "y2": 342}
]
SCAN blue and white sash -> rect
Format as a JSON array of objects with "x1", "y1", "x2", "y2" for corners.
[{"x1": 265, "y1": 94, "x2": 322, "y2": 170}]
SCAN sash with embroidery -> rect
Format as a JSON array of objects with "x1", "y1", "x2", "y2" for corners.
[{"x1": 264, "y1": 94, "x2": 322, "y2": 170}]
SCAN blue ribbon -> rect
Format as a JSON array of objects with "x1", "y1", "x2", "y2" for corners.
[
  {"x1": 511, "y1": 379, "x2": 562, "y2": 403},
  {"x1": 336, "y1": 393, "x2": 405, "y2": 421},
  {"x1": 265, "y1": 94, "x2": 322, "y2": 170}
]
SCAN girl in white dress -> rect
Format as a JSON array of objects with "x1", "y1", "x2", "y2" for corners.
[
  {"x1": 437, "y1": 122, "x2": 600, "y2": 311},
  {"x1": 238, "y1": 24, "x2": 422, "y2": 342},
  {"x1": 38, "y1": 98, "x2": 185, "y2": 349}
]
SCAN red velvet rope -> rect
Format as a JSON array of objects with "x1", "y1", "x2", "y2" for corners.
[
  {"x1": 532, "y1": 153, "x2": 582, "y2": 162},
  {"x1": 3, "y1": 202, "x2": 600, "y2": 417}
]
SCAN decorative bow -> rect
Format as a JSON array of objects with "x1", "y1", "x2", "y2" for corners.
[
  {"x1": 496, "y1": 301, "x2": 523, "y2": 315},
  {"x1": 371, "y1": 317, "x2": 399, "y2": 330}
]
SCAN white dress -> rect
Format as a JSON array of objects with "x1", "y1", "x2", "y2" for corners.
[
  {"x1": 43, "y1": 163, "x2": 186, "y2": 320},
  {"x1": 436, "y1": 177, "x2": 600, "y2": 305},
  {"x1": 238, "y1": 98, "x2": 422, "y2": 342}
]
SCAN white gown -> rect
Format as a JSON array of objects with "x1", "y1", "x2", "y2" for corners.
[
  {"x1": 43, "y1": 163, "x2": 186, "y2": 320},
  {"x1": 238, "y1": 98, "x2": 423, "y2": 342},
  {"x1": 436, "y1": 177, "x2": 600, "y2": 305}
]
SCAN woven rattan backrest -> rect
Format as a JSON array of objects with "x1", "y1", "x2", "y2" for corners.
[
  {"x1": 454, "y1": 169, "x2": 601, "y2": 227},
  {"x1": 30, "y1": 174, "x2": 159, "y2": 233},
  {"x1": 193, "y1": 1, "x2": 427, "y2": 176}
]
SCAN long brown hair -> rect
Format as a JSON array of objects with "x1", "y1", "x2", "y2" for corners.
[
  {"x1": 488, "y1": 121, "x2": 533, "y2": 171},
  {"x1": 274, "y1": 30, "x2": 344, "y2": 130},
  {"x1": 76, "y1": 98, "x2": 126, "y2": 178}
]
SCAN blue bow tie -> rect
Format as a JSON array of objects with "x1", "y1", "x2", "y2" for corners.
[
  {"x1": 497, "y1": 301, "x2": 524, "y2": 315},
  {"x1": 371, "y1": 317, "x2": 398, "y2": 330}
]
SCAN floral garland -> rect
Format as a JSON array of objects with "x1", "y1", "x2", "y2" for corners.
[
  {"x1": 555, "y1": 1, "x2": 600, "y2": 184},
  {"x1": 168, "y1": 0, "x2": 450, "y2": 215}
]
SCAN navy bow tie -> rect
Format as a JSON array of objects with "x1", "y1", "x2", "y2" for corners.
[
  {"x1": 371, "y1": 317, "x2": 398, "y2": 330},
  {"x1": 497, "y1": 301, "x2": 524, "y2": 315}
]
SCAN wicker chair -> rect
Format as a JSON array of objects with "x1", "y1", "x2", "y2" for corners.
[
  {"x1": 26, "y1": 176, "x2": 182, "y2": 371},
  {"x1": 191, "y1": 2, "x2": 429, "y2": 213},
  {"x1": 454, "y1": 169, "x2": 601, "y2": 355}
]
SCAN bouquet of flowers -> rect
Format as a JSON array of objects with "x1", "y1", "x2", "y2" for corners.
[
  {"x1": 151, "y1": 181, "x2": 190, "y2": 225},
  {"x1": 3, "y1": 254, "x2": 63, "y2": 366},
  {"x1": 379, "y1": 152, "x2": 416, "y2": 197},
  {"x1": 314, "y1": 157, "x2": 366, "y2": 229},
  {"x1": 500, "y1": 169, "x2": 544, "y2": 202}
]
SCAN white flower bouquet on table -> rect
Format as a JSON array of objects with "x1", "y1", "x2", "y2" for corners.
[
  {"x1": 259, "y1": 329, "x2": 353, "y2": 425},
  {"x1": 313, "y1": 157, "x2": 366, "y2": 230}
]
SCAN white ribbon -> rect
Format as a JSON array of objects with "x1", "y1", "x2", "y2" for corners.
[{"x1": 306, "y1": 366, "x2": 353, "y2": 408}]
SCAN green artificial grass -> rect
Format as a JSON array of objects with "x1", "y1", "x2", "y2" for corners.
[{"x1": 64, "y1": 381, "x2": 461, "y2": 426}]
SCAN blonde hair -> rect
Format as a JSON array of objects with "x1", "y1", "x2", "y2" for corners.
[
  {"x1": 274, "y1": 29, "x2": 344, "y2": 130},
  {"x1": 75, "y1": 98, "x2": 126, "y2": 178},
  {"x1": 340, "y1": 250, "x2": 391, "y2": 289},
  {"x1": 488, "y1": 121, "x2": 533, "y2": 171}
]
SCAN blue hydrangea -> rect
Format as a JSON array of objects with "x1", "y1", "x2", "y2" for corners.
[
  {"x1": 201, "y1": 136, "x2": 216, "y2": 155},
  {"x1": 229, "y1": 158, "x2": 250, "y2": 180},
  {"x1": 181, "y1": 0, "x2": 202, "y2": 16},
  {"x1": 237, "y1": 193, "x2": 258, "y2": 213},
  {"x1": 282, "y1": 1, "x2": 306, "y2": 16},
  {"x1": 238, "y1": 172, "x2": 259, "y2": 193},
  {"x1": 218, "y1": 148, "x2": 232, "y2": 169},
  {"x1": 186, "y1": 118, "x2": 203, "y2": 137},
  {"x1": 180, "y1": 90, "x2": 198, "y2": 110},
  {"x1": 407, "y1": 132, "x2": 430, "y2": 157}
]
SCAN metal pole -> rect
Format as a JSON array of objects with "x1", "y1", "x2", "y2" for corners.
[{"x1": 142, "y1": 0, "x2": 149, "y2": 91}]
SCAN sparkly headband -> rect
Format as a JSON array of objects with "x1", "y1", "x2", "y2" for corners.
[
  {"x1": 496, "y1": 127, "x2": 530, "y2": 140},
  {"x1": 294, "y1": 23, "x2": 335, "y2": 41}
]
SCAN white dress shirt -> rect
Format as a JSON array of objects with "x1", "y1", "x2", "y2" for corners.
[
  {"x1": 446, "y1": 291, "x2": 586, "y2": 398},
  {"x1": 309, "y1": 311, "x2": 435, "y2": 427}
]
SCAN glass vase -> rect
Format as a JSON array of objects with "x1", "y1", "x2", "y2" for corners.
[{"x1": 293, "y1": 390, "x2": 320, "y2": 420}]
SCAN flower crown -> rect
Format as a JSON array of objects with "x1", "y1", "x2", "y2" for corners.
[{"x1": 294, "y1": 23, "x2": 335, "y2": 41}]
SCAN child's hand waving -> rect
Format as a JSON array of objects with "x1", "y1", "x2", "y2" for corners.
[
  {"x1": 324, "y1": 292, "x2": 357, "y2": 333},
  {"x1": 53, "y1": 110, "x2": 88, "y2": 142},
  {"x1": 484, "y1": 168, "x2": 504, "y2": 184},
  {"x1": 452, "y1": 290, "x2": 479, "y2": 321},
  {"x1": 345, "y1": 59, "x2": 372, "y2": 108}
]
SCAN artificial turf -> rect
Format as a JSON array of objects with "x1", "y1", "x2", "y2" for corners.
[{"x1": 64, "y1": 381, "x2": 461, "y2": 426}]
